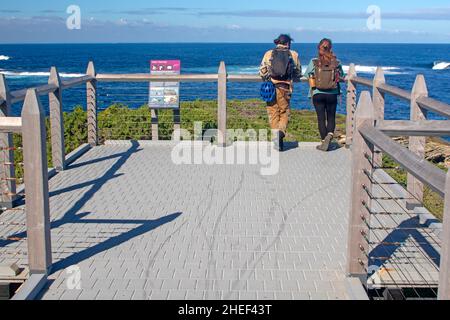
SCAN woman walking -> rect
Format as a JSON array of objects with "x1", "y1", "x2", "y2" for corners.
[{"x1": 305, "y1": 38, "x2": 345, "y2": 152}]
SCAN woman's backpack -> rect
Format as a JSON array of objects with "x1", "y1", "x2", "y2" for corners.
[
  {"x1": 313, "y1": 59, "x2": 340, "y2": 90},
  {"x1": 269, "y1": 48, "x2": 294, "y2": 81}
]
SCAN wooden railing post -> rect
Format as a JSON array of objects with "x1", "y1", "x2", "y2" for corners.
[
  {"x1": 0, "y1": 74, "x2": 17, "y2": 208},
  {"x1": 22, "y1": 89, "x2": 52, "y2": 274},
  {"x1": 407, "y1": 75, "x2": 428, "y2": 209},
  {"x1": 217, "y1": 61, "x2": 227, "y2": 146},
  {"x1": 373, "y1": 67, "x2": 386, "y2": 166},
  {"x1": 86, "y1": 61, "x2": 98, "y2": 146},
  {"x1": 151, "y1": 109, "x2": 159, "y2": 141},
  {"x1": 345, "y1": 64, "x2": 357, "y2": 148},
  {"x1": 346, "y1": 91, "x2": 375, "y2": 278},
  {"x1": 48, "y1": 67, "x2": 65, "y2": 171},
  {"x1": 173, "y1": 109, "x2": 181, "y2": 141},
  {"x1": 439, "y1": 170, "x2": 450, "y2": 300}
]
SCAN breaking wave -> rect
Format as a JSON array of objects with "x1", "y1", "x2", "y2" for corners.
[
  {"x1": 0, "y1": 55, "x2": 11, "y2": 61},
  {"x1": 0, "y1": 70, "x2": 86, "y2": 78},
  {"x1": 185, "y1": 65, "x2": 405, "y2": 75},
  {"x1": 433, "y1": 61, "x2": 450, "y2": 70}
]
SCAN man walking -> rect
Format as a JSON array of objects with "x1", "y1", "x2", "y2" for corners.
[{"x1": 259, "y1": 34, "x2": 302, "y2": 151}]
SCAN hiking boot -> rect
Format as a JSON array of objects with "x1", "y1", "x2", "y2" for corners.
[
  {"x1": 317, "y1": 133, "x2": 334, "y2": 152},
  {"x1": 316, "y1": 141, "x2": 325, "y2": 151}
]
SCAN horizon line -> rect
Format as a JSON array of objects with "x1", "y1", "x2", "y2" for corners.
[{"x1": 1, "y1": 41, "x2": 449, "y2": 45}]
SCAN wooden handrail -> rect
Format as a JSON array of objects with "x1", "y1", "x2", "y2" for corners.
[
  {"x1": 227, "y1": 74, "x2": 308, "y2": 82},
  {"x1": 96, "y1": 73, "x2": 219, "y2": 82},
  {"x1": 417, "y1": 96, "x2": 450, "y2": 119},
  {"x1": 10, "y1": 84, "x2": 58, "y2": 104},
  {"x1": 61, "y1": 75, "x2": 94, "y2": 90},
  {"x1": 359, "y1": 124, "x2": 446, "y2": 197},
  {"x1": 377, "y1": 120, "x2": 450, "y2": 136},
  {"x1": 0, "y1": 117, "x2": 22, "y2": 133},
  {"x1": 352, "y1": 76, "x2": 373, "y2": 87},
  {"x1": 377, "y1": 83, "x2": 412, "y2": 101},
  {"x1": 351, "y1": 74, "x2": 450, "y2": 118},
  {"x1": 9, "y1": 75, "x2": 93, "y2": 104},
  {"x1": 97, "y1": 73, "x2": 308, "y2": 83},
  {"x1": 352, "y1": 77, "x2": 412, "y2": 101}
]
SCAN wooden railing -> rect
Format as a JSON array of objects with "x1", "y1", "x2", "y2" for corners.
[
  {"x1": 345, "y1": 65, "x2": 450, "y2": 208},
  {"x1": 346, "y1": 89, "x2": 450, "y2": 299},
  {"x1": 0, "y1": 89, "x2": 52, "y2": 277}
]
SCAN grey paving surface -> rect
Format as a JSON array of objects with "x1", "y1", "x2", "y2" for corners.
[{"x1": 1, "y1": 141, "x2": 353, "y2": 300}]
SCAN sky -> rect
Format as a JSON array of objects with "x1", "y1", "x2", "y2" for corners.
[{"x1": 0, "y1": 0, "x2": 449, "y2": 43}]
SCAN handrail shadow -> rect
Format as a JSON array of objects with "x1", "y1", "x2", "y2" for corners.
[{"x1": 1, "y1": 141, "x2": 182, "y2": 272}]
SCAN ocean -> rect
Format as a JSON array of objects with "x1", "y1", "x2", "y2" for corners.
[{"x1": 1, "y1": 43, "x2": 449, "y2": 120}]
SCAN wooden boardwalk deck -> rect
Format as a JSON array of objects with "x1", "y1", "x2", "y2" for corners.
[
  {"x1": 1, "y1": 141, "x2": 354, "y2": 300},
  {"x1": 0, "y1": 141, "x2": 443, "y2": 300}
]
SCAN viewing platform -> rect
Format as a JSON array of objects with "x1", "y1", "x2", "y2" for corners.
[{"x1": 0, "y1": 62, "x2": 449, "y2": 300}]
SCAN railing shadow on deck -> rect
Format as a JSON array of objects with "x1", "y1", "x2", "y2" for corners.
[{"x1": 2, "y1": 140, "x2": 183, "y2": 279}]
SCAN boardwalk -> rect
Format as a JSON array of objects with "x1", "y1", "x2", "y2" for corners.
[{"x1": 1, "y1": 141, "x2": 355, "y2": 300}]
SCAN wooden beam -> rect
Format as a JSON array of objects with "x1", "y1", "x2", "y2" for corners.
[
  {"x1": 345, "y1": 64, "x2": 357, "y2": 148},
  {"x1": 0, "y1": 117, "x2": 22, "y2": 133},
  {"x1": 351, "y1": 76, "x2": 373, "y2": 88},
  {"x1": 61, "y1": 75, "x2": 94, "y2": 90},
  {"x1": 439, "y1": 170, "x2": 450, "y2": 300},
  {"x1": 21, "y1": 89, "x2": 52, "y2": 274},
  {"x1": 10, "y1": 84, "x2": 58, "y2": 104},
  {"x1": 407, "y1": 75, "x2": 428, "y2": 207},
  {"x1": 377, "y1": 120, "x2": 450, "y2": 136},
  {"x1": 96, "y1": 73, "x2": 219, "y2": 82},
  {"x1": 48, "y1": 67, "x2": 66, "y2": 171},
  {"x1": 377, "y1": 83, "x2": 412, "y2": 101},
  {"x1": 217, "y1": 61, "x2": 227, "y2": 146},
  {"x1": 0, "y1": 74, "x2": 17, "y2": 208},
  {"x1": 227, "y1": 74, "x2": 308, "y2": 83},
  {"x1": 417, "y1": 96, "x2": 450, "y2": 119},
  {"x1": 346, "y1": 91, "x2": 375, "y2": 277},
  {"x1": 359, "y1": 124, "x2": 446, "y2": 197},
  {"x1": 96, "y1": 73, "x2": 308, "y2": 83},
  {"x1": 86, "y1": 62, "x2": 98, "y2": 146}
]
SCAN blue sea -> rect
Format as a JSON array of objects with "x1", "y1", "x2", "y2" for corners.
[{"x1": 1, "y1": 43, "x2": 449, "y2": 120}]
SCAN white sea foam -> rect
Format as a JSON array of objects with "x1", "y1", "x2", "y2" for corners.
[
  {"x1": 0, "y1": 70, "x2": 86, "y2": 78},
  {"x1": 186, "y1": 65, "x2": 404, "y2": 75},
  {"x1": 432, "y1": 62, "x2": 450, "y2": 70},
  {"x1": 0, "y1": 55, "x2": 10, "y2": 61},
  {"x1": 342, "y1": 65, "x2": 403, "y2": 75}
]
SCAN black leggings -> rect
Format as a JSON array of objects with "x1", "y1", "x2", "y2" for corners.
[{"x1": 313, "y1": 94, "x2": 338, "y2": 140}]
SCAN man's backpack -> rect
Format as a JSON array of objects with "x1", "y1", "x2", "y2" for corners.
[
  {"x1": 313, "y1": 58, "x2": 340, "y2": 90},
  {"x1": 269, "y1": 48, "x2": 294, "y2": 81}
]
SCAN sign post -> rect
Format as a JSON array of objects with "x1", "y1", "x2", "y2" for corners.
[{"x1": 149, "y1": 60, "x2": 181, "y2": 140}]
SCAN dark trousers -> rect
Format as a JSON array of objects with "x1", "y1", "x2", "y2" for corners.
[{"x1": 313, "y1": 93, "x2": 338, "y2": 140}]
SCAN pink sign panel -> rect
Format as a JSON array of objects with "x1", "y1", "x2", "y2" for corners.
[
  {"x1": 150, "y1": 60, "x2": 181, "y2": 73},
  {"x1": 149, "y1": 60, "x2": 181, "y2": 109}
]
